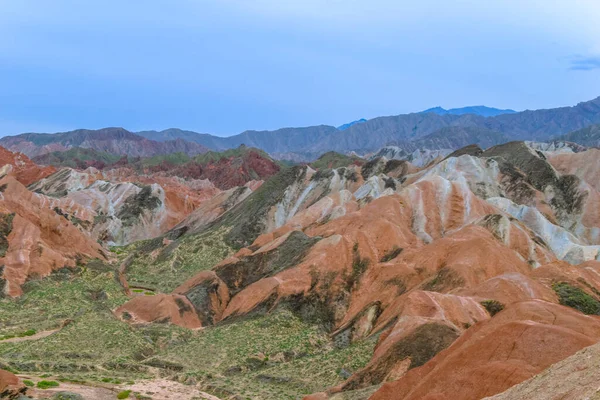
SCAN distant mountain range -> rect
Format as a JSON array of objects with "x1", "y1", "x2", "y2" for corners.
[
  {"x1": 134, "y1": 96, "x2": 600, "y2": 159},
  {"x1": 2, "y1": 96, "x2": 600, "y2": 161},
  {"x1": 420, "y1": 105, "x2": 516, "y2": 117},
  {"x1": 0, "y1": 128, "x2": 209, "y2": 158}
]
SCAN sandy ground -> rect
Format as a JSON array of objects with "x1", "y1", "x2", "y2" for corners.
[{"x1": 125, "y1": 379, "x2": 222, "y2": 400}]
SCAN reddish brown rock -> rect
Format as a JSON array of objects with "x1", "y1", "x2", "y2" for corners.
[
  {"x1": 0, "y1": 369, "x2": 26, "y2": 398},
  {"x1": 115, "y1": 294, "x2": 202, "y2": 329},
  {"x1": 370, "y1": 300, "x2": 600, "y2": 400},
  {"x1": 0, "y1": 175, "x2": 104, "y2": 296},
  {"x1": 0, "y1": 145, "x2": 55, "y2": 185},
  {"x1": 484, "y1": 340, "x2": 600, "y2": 400}
]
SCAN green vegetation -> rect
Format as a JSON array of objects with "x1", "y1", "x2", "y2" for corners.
[
  {"x1": 117, "y1": 390, "x2": 132, "y2": 399},
  {"x1": 0, "y1": 261, "x2": 375, "y2": 399},
  {"x1": 23, "y1": 379, "x2": 34, "y2": 386},
  {"x1": 480, "y1": 300, "x2": 505, "y2": 316},
  {"x1": 0, "y1": 328, "x2": 36, "y2": 341},
  {"x1": 422, "y1": 267, "x2": 465, "y2": 293},
  {"x1": 117, "y1": 185, "x2": 162, "y2": 227},
  {"x1": 160, "y1": 309, "x2": 376, "y2": 399},
  {"x1": 310, "y1": 151, "x2": 364, "y2": 170},
  {"x1": 139, "y1": 152, "x2": 190, "y2": 167},
  {"x1": 32, "y1": 148, "x2": 123, "y2": 169},
  {"x1": 343, "y1": 243, "x2": 370, "y2": 290},
  {"x1": 37, "y1": 380, "x2": 60, "y2": 389},
  {"x1": 192, "y1": 146, "x2": 273, "y2": 165},
  {"x1": 215, "y1": 166, "x2": 305, "y2": 249},
  {"x1": 552, "y1": 282, "x2": 600, "y2": 315},
  {"x1": 380, "y1": 246, "x2": 403, "y2": 263},
  {"x1": 114, "y1": 227, "x2": 233, "y2": 293},
  {"x1": 0, "y1": 212, "x2": 15, "y2": 257}
]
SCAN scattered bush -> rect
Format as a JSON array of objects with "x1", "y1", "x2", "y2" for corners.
[
  {"x1": 23, "y1": 379, "x2": 34, "y2": 387},
  {"x1": 553, "y1": 282, "x2": 600, "y2": 315},
  {"x1": 380, "y1": 246, "x2": 403, "y2": 262},
  {"x1": 343, "y1": 243, "x2": 370, "y2": 290},
  {"x1": 481, "y1": 300, "x2": 505, "y2": 316},
  {"x1": 37, "y1": 380, "x2": 60, "y2": 389}
]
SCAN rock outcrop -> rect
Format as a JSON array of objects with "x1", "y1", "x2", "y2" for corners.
[{"x1": 0, "y1": 369, "x2": 26, "y2": 399}]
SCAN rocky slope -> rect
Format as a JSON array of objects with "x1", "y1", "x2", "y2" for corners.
[
  {"x1": 0, "y1": 128, "x2": 209, "y2": 158},
  {"x1": 28, "y1": 167, "x2": 222, "y2": 246},
  {"x1": 20, "y1": 146, "x2": 280, "y2": 246},
  {"x1": 555, "y1": 123, "x2": 600, "y2": 147},
  {"x1": 0, "y1": 146, "x2": 55, "y2": 186},
  {"x1": 0, "y1": 369, "x2": 26, "y2": 398},
  {"x1": 484, "y1": 340, "x2": 600, "y2": 400},
  {"x1": 107, "y1": 140, "x2": 600, "y2": 399},
  {"x1": 0, "y1": 165, "x2": 105, "y2": 297}
]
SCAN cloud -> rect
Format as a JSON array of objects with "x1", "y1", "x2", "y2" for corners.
[{"x1": 569, "y1": 56, "x2": 600, "y2": 71}]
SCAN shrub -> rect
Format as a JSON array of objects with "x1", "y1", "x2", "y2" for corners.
[
  {"x1": 117, "y1": 390, "x2": 132, "y2": 399},
  {"x1": 37, "y1": 380, "x2": 60, "y2": 389},
  {"x1": 23, "y1": 379, "x2": 34, "y2": 387},
  {"x1": 343, "y1": 243, "x2": 370, "y2": 290},
  {"x1": 553, "y1": 282, "x2": 600, "y2": 315},
  {"x1": 380, "y1": 246, "x2": 403, "y2": 262},
  {"x1": 481, "y1": 300, "x2": 505, "y2": 316}
]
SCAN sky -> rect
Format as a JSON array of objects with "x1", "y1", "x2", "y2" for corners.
[{"x1": 0, "y1": 0, "x2": 599, "y2": 137}]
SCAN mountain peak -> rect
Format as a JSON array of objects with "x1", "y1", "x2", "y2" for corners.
[
  {"x1": 420, "y1": 105, "x2": 516, "y2": 117},
  {"x1": 338, "y1": 118, "x2": 367, "y2": 130}
]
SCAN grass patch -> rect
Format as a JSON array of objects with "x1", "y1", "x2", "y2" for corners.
[
  {"x1": 553, "y1": 282, "x2": 600, "y2": 315},
  {"x1": 116, "y1": 227, "x2": 233, "y2": 293},
  {"x1": 160, "y1": 308, "x2": 376, "y2": 399},
  {"x1": 117, "y1": 390, "x2": 132, "y2": 399},
  {"x1": 0, "y1": 328, "x2": 36, "y2": 341},
  {"x1": 37, "y1": 380, "x2": 60, "y2": 389},
  {"x1": 23, "y1": 379, "x2": 34, "y2": 386}
]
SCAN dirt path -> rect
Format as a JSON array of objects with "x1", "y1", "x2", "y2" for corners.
[
  {"x1": 1, "y1": 329, "x2": 59, "y2": 343},
  {"x1": 19, "y1": 378, "x2": 117, "y2": 400},
  {"x1": 18, "y1": 375, "x2": 222, "y2": 400}
]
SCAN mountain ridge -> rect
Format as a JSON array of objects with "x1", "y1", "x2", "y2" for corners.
[
  {"x1": 3, "y1": 97, "x2": 600, "y2": 161},
  {"x1": 420, "y1": 105, "x2": 517, "y2": 117}
]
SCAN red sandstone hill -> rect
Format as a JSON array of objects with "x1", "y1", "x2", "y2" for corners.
[
  {"x1": 32, "y1": 145, "x2": 281, "y2": 191},
  {"x1": 142, "y1": 146, "x2": 281, "y2": 190},
  {"x1": 0, "y1": 171, "x2": 105, "y2": 297},
  {"x1": 113, "y1": 141, "x2": 600, "y2": 400},
  {"x1": 0, "y1": 146, "x2": 55, "y2": 186}
]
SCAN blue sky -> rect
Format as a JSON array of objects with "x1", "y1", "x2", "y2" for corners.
[{"x1": 0, "y1": 0, "x2": 599, "y2": 137}]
